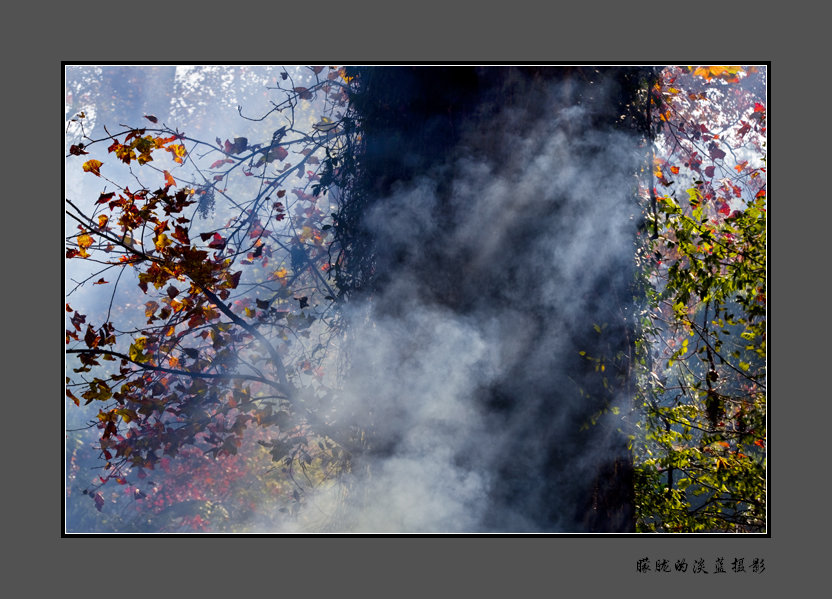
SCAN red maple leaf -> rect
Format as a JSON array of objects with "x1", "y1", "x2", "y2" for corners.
[{"x1": 207, "y1": 233, "x2": 226, "y2": 250}]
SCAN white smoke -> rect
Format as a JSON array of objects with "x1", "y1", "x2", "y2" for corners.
[{"x1": 282, "y1": 73, "x2": 644, "y2": 532}]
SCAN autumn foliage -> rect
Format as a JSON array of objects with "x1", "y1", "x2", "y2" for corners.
[
  {"x1": 66, "y1": 66, "x2": 357, "y2": 531},
  {"x1": 630, "y1": 66, "x2": 766, "y2": 532}
]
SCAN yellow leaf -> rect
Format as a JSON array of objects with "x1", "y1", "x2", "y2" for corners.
[
  {"x1": 129, "y1": 337, "x2": 150, "y2": 363},
  {"x1": 154, "y1": 233, "x2": 171, "y2": 251},
  {"x1": 116, "y1": 408, "x2": 138, "y2": 423},
  {"x1": 82, "y1": 159, "x2": 103, "y2": 176},
  {"x1": 77, "y1": 233, "x2": 94, "y2": 249}
]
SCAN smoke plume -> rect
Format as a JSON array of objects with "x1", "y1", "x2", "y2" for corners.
[{"x1": 297, "y1": 70, "x2": 644, "y2": 532}]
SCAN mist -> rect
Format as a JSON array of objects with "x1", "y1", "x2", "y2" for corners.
[{"x1": 284, "y1": 68, "x2": 646, "y2": 532}]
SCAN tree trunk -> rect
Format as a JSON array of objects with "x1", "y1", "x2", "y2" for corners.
[{"x1": 339, "y1": 66, "x2": 650, "y2": 531}]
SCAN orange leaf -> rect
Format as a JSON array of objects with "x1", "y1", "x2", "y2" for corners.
[
  {"x1": 692, "y1": 65, "x2": 743, "y2": 82},
  {"x1": 82, "y1": 159, "x2": 103, "y2": 176},
  {"x1": 154, "y1": 134, "x2": 177, "y2": 148},
  {"x1": 163, "y1": 170, "x2": 176, "y2": 187}
]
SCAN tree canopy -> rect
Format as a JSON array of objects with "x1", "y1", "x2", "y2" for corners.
[{"x1": 630, "y1": 66, "x2": 766, "y2": 532}]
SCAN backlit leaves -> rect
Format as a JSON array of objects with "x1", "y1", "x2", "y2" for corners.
[
  {"x1": 633, "y1": 65, "x2": 766, "y2": 532},
  {"x1": 82, "y1": 159, "x2": 103, "y2": 176},
  {"x1": 167, "y1": 143, "x2": 187, "y2": 164},
  {"x1": 691, "y1": 65, "x2": 743, "y2": 82},
  {"x1": 76, "y1": 233, "x2": 94, "y2": 258}
]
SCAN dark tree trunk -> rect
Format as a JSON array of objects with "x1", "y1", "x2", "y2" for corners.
[{"x1": 339, "y1": 66, "x2": 651, "y2": 531}]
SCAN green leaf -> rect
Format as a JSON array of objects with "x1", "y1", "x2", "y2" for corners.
[{"x1": 129, "y1": 337, "x2": 150, "y2": 363}]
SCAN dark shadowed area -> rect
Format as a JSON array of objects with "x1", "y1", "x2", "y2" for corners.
[{"x1": 323, "y1": 67, "x2": 654, "y2": 532}]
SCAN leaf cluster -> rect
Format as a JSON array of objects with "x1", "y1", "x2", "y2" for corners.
[
  {"x1": 630, "y1": 66, "x2": 767, "y2": 532},
  {"x1": 65, "y1": 67, "x2": 362, "y2": 529}
]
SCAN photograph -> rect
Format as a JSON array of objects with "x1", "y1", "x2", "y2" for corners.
[{"x1": 64, "y1": 64, "x2": 767, "y2": 535}]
